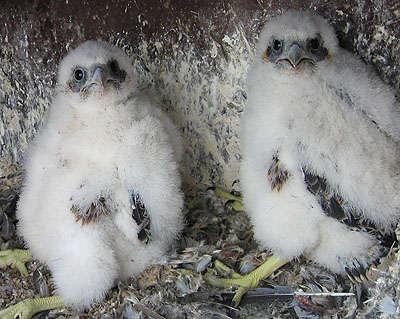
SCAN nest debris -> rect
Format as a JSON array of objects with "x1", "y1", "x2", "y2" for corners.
[{"x1": 0, "y1": 186, "x2": 399, "y2": 318}]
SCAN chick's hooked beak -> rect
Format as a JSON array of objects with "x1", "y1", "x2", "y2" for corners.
[
  {"x1": 277, "y1": 42, "x2": 315, "y2": 69},
  {"x1": 287, "y1": 44, "x2": 303, "y2": 68},
  {"x1": 88, "y1": 67, "x2": 105, "y2": 92}
]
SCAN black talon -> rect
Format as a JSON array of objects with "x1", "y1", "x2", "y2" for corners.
[
  {"x1": 230, "y1": 190, "x2": 241, "y2": 197},
  {"x1": 225, "y1": 199, "x2": 236, "y2": 208},
  {"x1": 359, "y1": 272, "x2": 369, "y2": 282},
  {"x1": 343, "y1": 259, "x2": 369, "y2": 284},
  {"x1": 344, "y1": 266, "x2": 357, "y2": 283},
  {"x1": 206, "y1": 186, "x2": 216, "y2": 192},
  {"x1": 351, "y1": 264, "x2": 364, "y2": 284},
  {"x1": 353, "y1": 258, "x2": 370, "y2": 282},
  {"x1": 345, "y1": 264, "x2": 362, "y2": 284},
  {"x1": 352, "y1": 258, "x2": 363, "y2": 272}
]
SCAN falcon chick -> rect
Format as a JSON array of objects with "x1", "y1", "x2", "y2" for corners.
[
  {"x1": 2, "y1": 40, "x2": 183, "y2": 314},
  {"x1": 241, "y1": 10, "x2": 400, "y2": 273},
  {"x1": 208, "y1": 10, "x2": 400, "y2": 306}
]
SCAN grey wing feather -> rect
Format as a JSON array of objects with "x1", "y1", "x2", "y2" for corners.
[
  {"x1": 325, "y1": 49, "x2": 400, "y2": 141},
  {"x1": 130, "y1": 191, "x2": 151, "y2": 244}
]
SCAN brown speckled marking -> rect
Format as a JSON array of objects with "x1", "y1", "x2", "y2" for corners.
[
  {"x1": 262, "y1": 48, "x2": 270, "y2": 63},
  {"x1": 71, "y1": 197, "x2": 109, "y2": 225},
  {"x1": 267, "y1": 156, "x2": 291, "y2": 192}
]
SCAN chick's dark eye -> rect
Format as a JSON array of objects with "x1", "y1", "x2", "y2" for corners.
[
  {"x1": 73, "y1": 68, "x2": 85, "y2": 82},
  {"x1": 273, "y1": 39, "x2": 283, "y2": 51},
  {"x1": 109, "y1": 60, "x2": 119, "y2": 74},
  {"x1": 309, "y1": 38, "x2": 320, "y2": 51}
]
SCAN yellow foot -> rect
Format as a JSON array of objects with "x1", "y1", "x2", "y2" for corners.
[
  {"x1": 209, "y1": 186, "x2": 244, "y2": 211},
  {"x1": 0, "y1": 296, "x2": 64, "y2": 319},
  {"x1": 0, "y1": 249, "x2": 33, "y2": 276},
  {"x1": 206, "y1": 255, "x2": 288, "y2": 306}
]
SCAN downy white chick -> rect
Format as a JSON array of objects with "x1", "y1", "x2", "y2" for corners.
[
  {"x1": 15, "y1": 40, "x2": 183, "y2": 309},
  {"x1": 241, "y1": 10, "x2": 400, "y2": 273}
]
